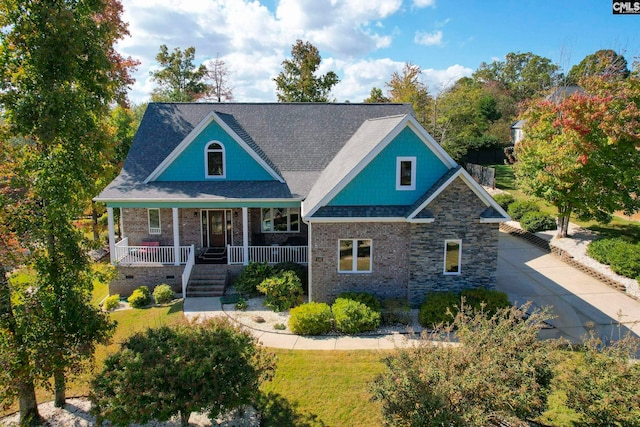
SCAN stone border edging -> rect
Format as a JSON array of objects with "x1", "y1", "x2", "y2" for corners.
[{"x1": 499, "y1": 223, "x2": 629, "y2": 295}]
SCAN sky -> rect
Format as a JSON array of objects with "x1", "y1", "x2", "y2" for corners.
[{"x1": 118, "y1": 0, "x2": 640, "y2": 104}]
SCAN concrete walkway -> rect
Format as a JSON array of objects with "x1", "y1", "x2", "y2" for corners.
[{"x1": 185, "y1": 231, "x2": 640, "y2": 349}]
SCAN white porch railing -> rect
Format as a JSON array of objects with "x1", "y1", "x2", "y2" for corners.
[
  {"x1": 113, "y1": 241, "x2": 192, "y2": 265},
  {"x1": 181, "y1": 245, "x2": 195, "y2": 298},
  {"x1": 227, "y1": 245, "x2": 308, "y2": 265}
]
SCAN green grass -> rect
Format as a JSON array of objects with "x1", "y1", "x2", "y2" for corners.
[{"x1": 259, "y1": 350, "x2": 387, "y2": 426}]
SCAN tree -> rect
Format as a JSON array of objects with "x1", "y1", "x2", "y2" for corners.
[
  {"x1": 473, "y1": 51, "x2": 560, "y2": 106},
  {"x1": 386, "y1": 63, "x2": 433, "y2": 127},
  {"x1": 90, "y1": 317, "x2": 276, "y2": 427},
  {"x1": 273, "y1": 40, "x2": 340, "y2": 102},
  {"x1": 514, "y1": 75, "x2": 640, "y2": 237},
  {"x1": 150, "y1": 45, "x2": 209, "y2": 102},
  {"x1": 560, "y1": 333, "x2": 640, "y2": 426},
  {"x1": 205, "y1": 54, "x2": 234, "y2": 102},
  {"x1": 364, "y1": 87, "x2": 390, "y2": 103},
  {"x1": 371, "y1": 303, "x2": 558, "y2": 426},
  {"x1": 0, "y1": 0, "x2": 133, "y2": 420},
  {"x1": 566, "y1": 49, "x2": 630, "y2": 85}
]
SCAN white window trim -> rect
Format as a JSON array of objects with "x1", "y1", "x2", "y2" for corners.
[
  {"x1": 261, "y1": 208, "x2": 301, "y2": 233},
  {"x1": 148, "y1": 208, "x2": 161, "y2": 235},
  {"x1": 396, "y1": 156, "x2": 416, "y2": 191},
  {"x1": 205, "y1": 141, "x2": 226, "y2": 179},
  {"x1": 443, "y1": 239, "x2": 462, "y2": 275},
  {"x1": 338, "y1": 239, "x2": 372, "y2": 274}
]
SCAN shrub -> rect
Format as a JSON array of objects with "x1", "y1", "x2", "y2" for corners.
[
  {"x1": 587, "y1": 238, "x2": 618, "y2": 265},
  {"x1": 273, "y1": 323, "x2": 286, "y2": 331},
  {"x1": 381, "y1": 298, "x2": 412, "y2": 326},
  {"x1": 337, "y1": 291, "x2": 382, "y2": 313},
  {"x1": 492, "y1": 193, "x2": 515, "y2": 211},
  {"x1": 460, "y1": 288, "x2": 511, "y2": 317},
  {"x1": 507, "y1": 199, "x2": 540, "y2": 221},
  {"x1": 418, "y1": 289, "x2": 511, "y2": 328},
  {"x1": 103, "y1": 294, "x2": 120, "y2": 311},
  {"x1": 235, "y1": 298, "x2": 248, "y2": 311},
  {"x1": 288, "y1": 302, "x2": 333, "y2": 335},
  {"x1": 274, "y1": 262, "x2": 308, "y2": 291},
  {"x1": 418, "y1": 292, "x2": 459, "y2": 328},
  {"x1": 128, "y1": 286, "x2": 151, "y2": 309},
  {"x1": 233, "y1": 262, "x2": 275, "y2": 296},
  {"x1": 153, "y1": 284, "x2": 174, "y2": 304},
  {"x1": 608, "y1": 240, "x2": 640, "y2": 279},
  {"x1": 520, "y1": 211, "x2": 557, "y2": 233},
  {"x1": 257, "y1": 270, "x2": 303, "y2": 312},
  {"x1": 332, "y1": 298, "x2": 381, "y2": 334}
]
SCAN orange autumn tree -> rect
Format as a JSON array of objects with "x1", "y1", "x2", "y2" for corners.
[{"x1": 515, "y1": 75, "x2": 640, "y2": 238}]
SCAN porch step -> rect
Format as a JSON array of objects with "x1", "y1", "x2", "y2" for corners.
[{"x1": 186, "y1": 266, "x2": 228, "y2": 297}]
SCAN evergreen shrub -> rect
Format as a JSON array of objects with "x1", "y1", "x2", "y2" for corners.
[
  {"x1": 288, "y1": 302, "x2": 333, "y2": 335},
  {"x1": 103, "y1": 294, "x2": 120, "y2": 311},
  {"x1": 233, "y1": 262, "x2": 275, "y2": 296},
  {"x1": 520, "y1": 211, "x2": 557, "y2": 233},
  {"x1": 332, "y1": 298, "x2": 381, "y2": 334},
  {"x1": 128, "y1": 286, "x2": 151, "y2": 308},
  {"x1": 257, "y1": 270, "x2": 303, "y2": 312},
  {"x1": 507, "y1": 200, "x2": 540, "y2": 221},
  {"x1": 153, "y1": 284, "x2": 174, "y2": 304}
]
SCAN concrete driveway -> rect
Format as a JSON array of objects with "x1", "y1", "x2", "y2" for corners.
[{"x1": 496, "y1": 231, "x2": 640, "y2": 344}]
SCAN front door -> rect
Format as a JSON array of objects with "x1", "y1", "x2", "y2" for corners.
[{"x1": 201, "y1": 210, "x2": 231, "y2": 248}]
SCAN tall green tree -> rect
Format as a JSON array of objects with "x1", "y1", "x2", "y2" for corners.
[
  {"x1": 91, "y1": 317, "x2": 276, "y2": 427},
  {"x1": 386, "y1": 63, "x2": 433, "y2": 127},
  {"x1": 150, "y1": 45, "x2": 209, "y2": 102},
  {"x1": 364, "y1": 87, "x2": 390, "y2": 103},
  {"x1": 474, "y1": 51, "x2": 560, "y2": 106},
  {"x1": 566, "y1": 49, "x2": 630, "y2": 85},
  {"x1": 0, "y1": 0, "x2": 134, "y2": 422},
  {"x1": 274, "y1": 40, "x2": 340, "y2": 102},
  {"x1": 515, "y1": 75, "x2": 640, "y2": 237}
]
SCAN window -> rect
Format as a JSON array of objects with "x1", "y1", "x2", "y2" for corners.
[
  {"x1": 148, "y1": 208, "x2": 161, "y2": 234},
  {"x1": 396, "y1": 156, "x2": 416, "y2": 190},
  {"x1": 443, "y1": 239, "x2": 462, "y2": 275},
  {"x1": 205, "y1": 142, "x2": 225, "y2": 177},
  {"x1": 339, "y1": 239, "x2": 372, "y2": 273},
  {"x1": 261, "y1": 208, "x2": 300, "y2": 232}
]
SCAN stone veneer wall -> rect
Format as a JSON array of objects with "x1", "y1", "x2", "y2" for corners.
[
  {"x1": 408, "y1": 177, "x2": 499, "y2": 306},
  {"x1": 309, "y1": 222, "x2": 410, "y2": 303}
]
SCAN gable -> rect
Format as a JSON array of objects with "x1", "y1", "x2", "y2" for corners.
[
  {"x1": 152, "y1": 115, "x2": 278, "y2": 182},
  {"x1": 327, "y1": 127, "x2": 450, "y2": 206}
]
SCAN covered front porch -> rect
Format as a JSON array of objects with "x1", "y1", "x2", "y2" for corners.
[{"x1": 107, "y1": 205, "x2": 308, "y2": 265}]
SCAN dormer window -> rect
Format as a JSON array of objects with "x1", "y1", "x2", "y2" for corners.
[
  {"x1": 396, "y1": 156, "x2": 416, "y2": 190},
  {"x1": 206, "y1": 142, "x2": 225, "y2": 178}
]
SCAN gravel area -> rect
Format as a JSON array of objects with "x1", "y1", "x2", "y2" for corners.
[{"x1": 0, "y1": 400, "x2": 259, "y2": 426}]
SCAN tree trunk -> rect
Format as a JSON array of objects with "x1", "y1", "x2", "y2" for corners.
[
  {"x1": 180, "y1": 410, "x2": 191, "y2": 427},
  {"x1": 556, "y1": 204, "x2": 572, "y2": 238},
  {"x1": 0, "y1": 266, "x2": 42, "y2": 426},
  {"x1": 92, "y1": 202, "x2": 100, "y2": 241},
  {"x1": 18, "y1": 381, "x2": 41, "y2": 426},
  {"x1": 54, "y1": 368, "x2": 66, "y2": 407}
]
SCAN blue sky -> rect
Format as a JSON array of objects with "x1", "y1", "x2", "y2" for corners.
[{"x1": 118, "y1": 0, "x2": 639, "y2": 104}]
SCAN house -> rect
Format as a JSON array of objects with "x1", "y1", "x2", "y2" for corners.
[
  {"x1": 95, "y1": 103, "x2": 509, "y2": 306},
  {"x1": 511, "y1": 85, "x2": 585, "y2": 145}
]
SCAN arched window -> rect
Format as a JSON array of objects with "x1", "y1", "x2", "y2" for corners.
[{"x1": 205, "y1": 142, "x2": 225, "y2": 178}]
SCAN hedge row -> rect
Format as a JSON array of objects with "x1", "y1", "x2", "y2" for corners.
[
  {"x1": 494, "y1": 194, "x2": 556, "y2": 233},
  {"x1": 587, "y1": 238, "x2": 640, "y2": 280},
  {"x1": 418, "y1": 288, "x2": 511, "y2": 328}
]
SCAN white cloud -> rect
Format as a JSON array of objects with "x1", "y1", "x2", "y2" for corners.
[
  {"x1": 413, "y1": 0, "x2": 436, "y2": 8},
  {"x1": 422, "y1": 64, "x2": 473, "y2": 94},
  {"x1": 330, "y1": 57, "x2": 404, "y2": 102},
  {"x1": 414, "y1": 30, "x2": 443, "y2": 46}
]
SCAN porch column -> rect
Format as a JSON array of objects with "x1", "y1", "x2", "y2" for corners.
[
  {"x1": 242, "y1": 207, "x2": 249, "y2": 266},
  {"x1": 107, "y1": 207, "x2": 116, "y2": 264},
  {"x1": 173, "y1": 207, "x2": 180, "y2": 265}
]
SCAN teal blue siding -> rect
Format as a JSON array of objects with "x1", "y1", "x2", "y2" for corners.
[
  {"x1": 328, "y1": 127, "x2": 449, "y2": 206},
  {"x1": 156, "y1": 120, "x2": 275, "y2": 181}
]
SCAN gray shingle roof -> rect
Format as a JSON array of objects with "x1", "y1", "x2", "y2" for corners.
[{"x1": 100, "y1": 103, "x2": 413, "y2": 202}]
